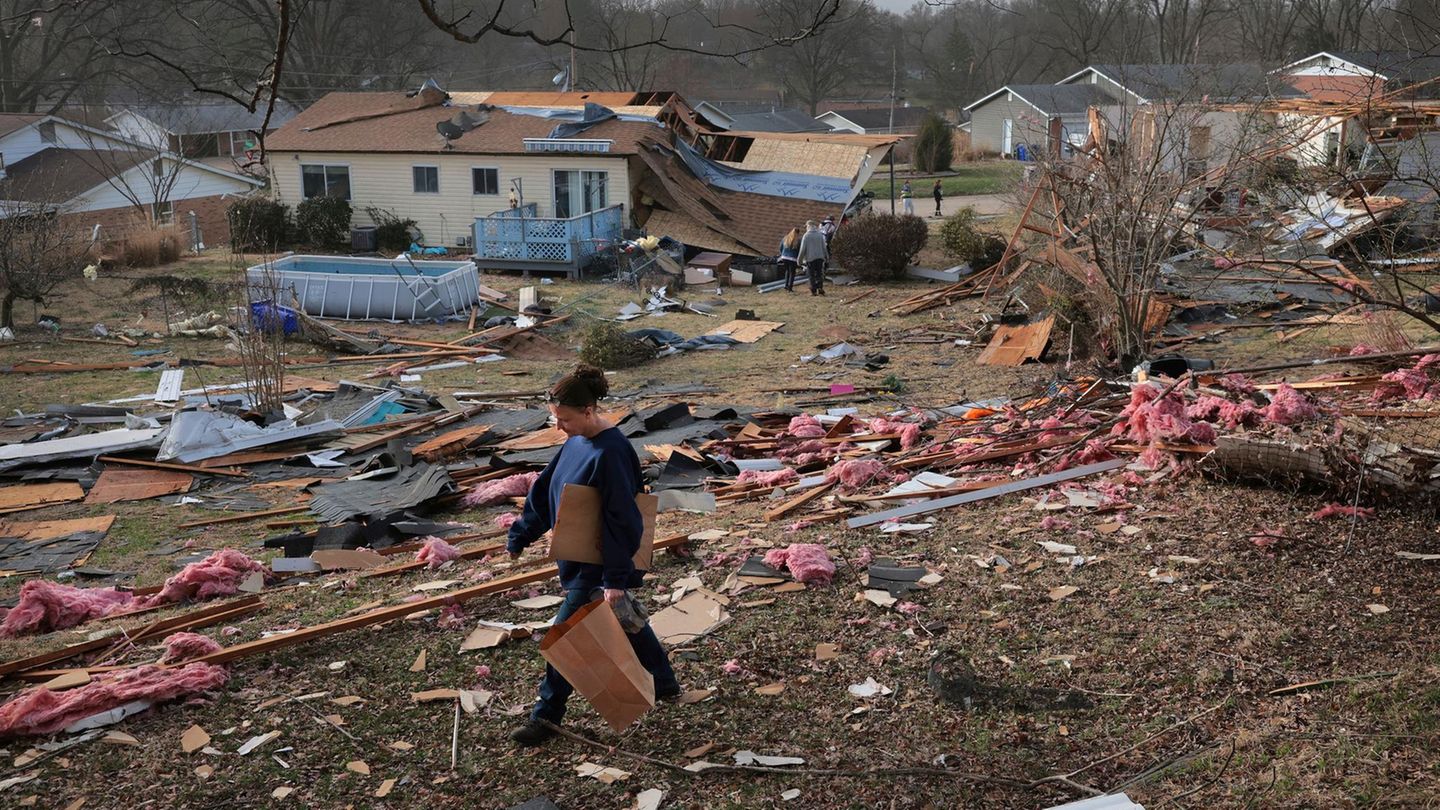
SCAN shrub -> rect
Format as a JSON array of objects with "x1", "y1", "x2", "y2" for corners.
[
  {"x1": 227, "y1": 197, "x2": 290, "y2": 251},
  {"x1": 829, "y1": 214, "x2": 928, "y2": 281},
  {"x1": 115, "y1": 226, "x2": 183, "y2": 267},
  {"x1": 912, "y1": 114, "x2": 955, "y2": 173},
  {"x1": 939, "y1": 207, "x2": 1007, "y2": 269},
  {"x1": 364, "y1": 207, "x2": 418, "y2": 253},
  {"x1": 579, "y1": 321, "x2": 653, "y2": 369},
  {"x1": 295, "y1": 197, "x2": 351, "y2": 249}
]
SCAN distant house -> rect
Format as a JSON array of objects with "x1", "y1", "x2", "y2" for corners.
[
  {"x1": 694, "y1": 101, "x2": 830, "y2": 133},
  {"x1": 816, "y1": 105, "x2": 932, "y2": 135},
  {"x1": 265, "y1": 86, "x2": 895, "y2": 267},
  {"x1": 106, "y1": 100, "x2": 302, "y2": 167},
  {"x1": 0, "y1": 113, "x2": 264, "y2": 245},
  {"x1": 965, "y1": 84, "x2": 1118, "y2": 156},
  {"x1": 1275, "y1": 51, "x2": 1440, "y2": 166}
]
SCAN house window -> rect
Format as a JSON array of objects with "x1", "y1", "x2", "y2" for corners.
[
  {"x1": 552, "y1": 170, "x2": 608, "y2": 218},
  {"x1": 301, "y1": 164, "x2": 351, "y2": 199},
  {"x1": 413, "y1": 165, "x2": 439, "y2": 194},
  {"x1": 182, "y1": 133, "x2": 220, "y2": 159},
  {"x1": 38, "y1": 121, "x2": 56, "y2": 144},
  {"x1": 152, "y1": 200, "x2": 174, "y2": 224},
  {"x1": 471, "y1": 167, "x2": 499, "y2": 195}
]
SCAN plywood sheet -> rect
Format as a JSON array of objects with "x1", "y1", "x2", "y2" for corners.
[
  {"x1": 0, "y1": 482, "x2": 85, "y2": 514},
  {"x1": 0, "y1": 515, "x2": 116, "y2": 542},
  {"x1": 976, "y1": 316, "x2": 1054, "y2": 367},
  {"x1": 85, "y1": 468, "x2": 193, "y2": 504},
  {"x1": 708, "y1": 320, "x2": 785, "y2": 344}
]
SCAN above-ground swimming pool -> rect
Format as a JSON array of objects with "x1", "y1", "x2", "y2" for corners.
[{"x1": 247, "y1": 254, "x2": 480, "y2": 320}]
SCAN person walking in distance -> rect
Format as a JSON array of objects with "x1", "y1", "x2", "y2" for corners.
[
  {"x1": 932, "y1": 179, "x2": 943, "y2": 217},
  {"x1": 506, "y1": 366, "x2": 681, "y2": 746},
  {"x1": 797, "y1": 220, "x2": 828, "y2": 297},
  {"x1": 901, "y1": 180, "x2": 914, "y2": 215},
  {"x1": 778, "y1": 227, "x2": 802, "y2": 292}
]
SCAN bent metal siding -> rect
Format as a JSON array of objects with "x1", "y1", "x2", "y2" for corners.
[{"x1": 268, "y1": 151, "x2": 631, "y2": 249}]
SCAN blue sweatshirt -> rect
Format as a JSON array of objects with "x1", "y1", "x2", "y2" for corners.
[{"x1": 505, "y1": 426, "x2": 646, "y2": 591}]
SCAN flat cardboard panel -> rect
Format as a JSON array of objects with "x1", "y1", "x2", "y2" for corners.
[
  {"x1": 549, "y1": 484, "x2": 657, "y2": 571},
  {"x1": 708, "y1": 320, "x2": 785, "y2": 344}
]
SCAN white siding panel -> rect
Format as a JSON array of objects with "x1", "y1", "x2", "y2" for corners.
[
  {"x1": 269, "y1": 151, "x2": 632, "y2": 248},
  {"x1": 72, "y1": 163, "x2": 257, "y2": 212}
]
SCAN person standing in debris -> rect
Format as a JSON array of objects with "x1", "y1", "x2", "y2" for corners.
[
  {"x1": 932, "y1": 179, "x2": 943, "y2": 217},
  {"x1": 820, "y1": 215, "x2": 837, "y2": 244},
  {"x1": 506, "y1": 365, "x2": 681, "y2": 746},
  {"x1": 901, "y1": 180, "x2": 914, "y2": 215},
  {"x1": 798, "y1": 220, "x2": 828, "y2": 296},
  {"x1": 778, "y1": 227, "x2": 802, "y2": 292}
]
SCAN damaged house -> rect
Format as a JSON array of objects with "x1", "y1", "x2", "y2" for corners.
[{"x1": 264, "y1": 85, "x2": 894, "y2": 273}]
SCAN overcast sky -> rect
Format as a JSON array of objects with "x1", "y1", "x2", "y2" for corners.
[{"x1": 873, "y1": 0, "x2": 917, "y2": 12}]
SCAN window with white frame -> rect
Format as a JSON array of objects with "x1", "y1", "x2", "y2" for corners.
[
  {"x1": 413, "y1": 165, "x2": 439, "y2": 194},
  {"x1": 471, "y1": 167, "x2": 499, "y2": 195},
  {"x1": 552, "y1": 170, "x2": 608, "y2": 218},
  {"x1": 301, "y1": 164, "x2": 351, "y2": 199},
  {"x1": 152, "y1": 200, "x2": 174, "y2": 224}
]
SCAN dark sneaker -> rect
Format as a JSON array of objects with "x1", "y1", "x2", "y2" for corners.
[
  {"x1": 510, "y1": 719, "x2": 557, "y2": 747},
  {"x1": 656, "y1": 683, "x2": 683, "y2": 702}
]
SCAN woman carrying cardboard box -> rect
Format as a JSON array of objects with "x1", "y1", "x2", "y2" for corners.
[{"x1": 505, "y1": 364, "x2": 681, "y2": 746}]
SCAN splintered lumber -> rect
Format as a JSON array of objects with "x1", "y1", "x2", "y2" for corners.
[
  {"x1": 97, "y1": 456, "x2": 248, "y2": 479},
  {"x1": 0, "y1": 596, "x2": 264, "y2": 678},
  {"x1": 161, "y1": 532, "x2": 689, "y2": 670},
  {"x1": 764, "y1": 481, "x2": 836, "y2": 522},
  {"x1": 847, "y1": 459, "x2": 1128, "y2": 528},
  {"x1": 178, "y1": 505, "x2": 308, "y2": 529}
]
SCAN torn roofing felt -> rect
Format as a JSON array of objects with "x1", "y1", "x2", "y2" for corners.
[{"x1": 307, "y1": 464, "x2": 456, "y2": 523}]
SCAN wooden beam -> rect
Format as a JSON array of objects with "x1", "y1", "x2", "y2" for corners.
[
  {"x1": 97, "y1": 456, "x2": 248, "y2": 478},
  {"x1": 764, "y1": 481, "x2": 835, "y2": 522}
]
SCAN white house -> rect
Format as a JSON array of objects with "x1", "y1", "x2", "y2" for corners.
[{"x1": 0, "y1": 113, "x2": 264, "y2": 245}]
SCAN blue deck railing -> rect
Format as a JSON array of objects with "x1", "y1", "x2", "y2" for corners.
[{"x1": 473, "y1": 204, "x2": 623, "y2": 267}]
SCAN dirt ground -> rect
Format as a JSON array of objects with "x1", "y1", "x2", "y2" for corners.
[{"x1": 0, "y1": 247, "x2": 1437, "y2": 809}]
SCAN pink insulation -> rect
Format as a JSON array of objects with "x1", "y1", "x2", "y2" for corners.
[
  {"x1": 0, "y1": 581, "x2": 136, "y2": 637},
  {"x1": 140, "y1": 549, "x2": 265, "y2": 607},
  {"x1": 493, "y1": 512, "x2": 520, "y2": 530},
  {"x1": 159, "y1": 632, "x2": 222, "y2": 665},
  {"x1": 461, "y1": 471, "x2": 540, "y2": 508},
  {"x1": 0, "y1": 663, "x2": 228, "y2": 738},
  {"x1": 737, "y1": 468, "x2": 800, "y2": 487},
  {"x1": 1349, "y1": 344, "x2": 1382, "y2": 357},
  {"x1": 1039, "y1": 516, "x2": 1073, "y2": 531},
  {"x1": 1186, "y1": 395, "x2": 1261, "y2": 430},
  {"x1": 824, "y1": 458, "x2": 897, "y2": 491},
  {"x1": 1372, "y1": 354, "x2": 1440, "y2": 403},
  {"x1": 787, "y1": 414, "x2": 827, "y2": 438},
  {"x1": 1217, "y1": 374, "x2": 1257, "y2": 395},
  {"x1": 1262, "y1": 383, "x2": 1321, "y2": 425},
  {"x1": 1112, "y1": 384, "x2": 1215, "y2": 444},
  {"x1": 1310, "y1": 503, "x2": 1376, "y2": 520},
  {"x1": 416, "y1": 537, "x2": 462, "y2": 568},
  {"x1": 868, "y1": 418, "x2": 923, "y2": 450},
  {"x1": 762, "y1": 543, "x2": 835, "y2": 586}
]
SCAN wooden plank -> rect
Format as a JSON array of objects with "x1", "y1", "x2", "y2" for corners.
[
  {"x1": 976, "y1": 316, "x2": 1055, "y2": 367},
  {"x1": 178, "y1": 505, "x2": 309, "y2": 529},
  {"x1": 847, "y1": 459, "x2": 1128, "y2": 528},
  {"x1": 707, "y1": 320, "x2": 785, "y2": 344},
  {"x1": 764, "y1": 481, "x2": 835, "y2": 523},
  {"x1": 0, "y1": 515, "x2": 115, "y2": 542},
  {"x1": 160, "y1": 533, "x2": 690, "y2": 670},
  {"x1": 97, "y1": 456, "x2": 247, "y2": 478}
]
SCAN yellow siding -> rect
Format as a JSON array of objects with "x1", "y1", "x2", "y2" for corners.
[{"x1": 268, "y1": 151, "x2": 631, "y2": 248}]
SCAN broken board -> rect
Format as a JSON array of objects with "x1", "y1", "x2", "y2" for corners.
[
  {"x1": 976, "y1": 315, "x2": 1055, "y2": 367},
  {"x1": 85, "y1": 468, "x2": 193, "y2": 504},
  {"x1": 707, "y1": 320, "x2": 785, "y2": 344},
  {"x1": 0, "y1": 482, "x2": 85, "y2": 514}
]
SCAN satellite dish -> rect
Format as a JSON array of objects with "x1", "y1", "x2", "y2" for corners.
[{"x1": 435, "y1": 120, "x2": 463, "y2": 146}]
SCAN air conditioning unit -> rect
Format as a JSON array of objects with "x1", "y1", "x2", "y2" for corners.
[{"x1": 455, "y1": 235, "x2": 473, "y2": 247}]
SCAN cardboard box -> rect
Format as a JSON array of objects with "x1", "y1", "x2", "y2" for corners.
[
  {"x1": 549, "y1": 484, "x2": 658, "y2": 570},
  {"x1": 683, "y1": 266, "x2": 716, "y2": 286}
]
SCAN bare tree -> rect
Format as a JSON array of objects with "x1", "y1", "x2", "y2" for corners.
[
  {"x1": 758, "y1": 0, "x2": 884, "y2": 114},
  {"x1": 0, "y1": 195, "x2": 92, "y2": 329},
  {"x1": 0, "y1": 1, "x2": 151, "y2": 113}
]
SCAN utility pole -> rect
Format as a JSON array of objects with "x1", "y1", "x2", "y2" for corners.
[{"x1": 888, "y1": 45, "x2": 897, "y2": 215}]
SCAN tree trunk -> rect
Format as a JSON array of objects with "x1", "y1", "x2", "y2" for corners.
[{"x1": 1, "y1": 291, "x2": 15, "y2": 331}]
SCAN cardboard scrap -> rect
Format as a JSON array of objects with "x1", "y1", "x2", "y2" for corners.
[
  {"x1": 375, "y1": 779, "x2": 396, "y2": 798},
  {"x1": 576, "y1": 762, "x2": 632, "y2": 784},
  {"x1": 708, "y1": 319, "x2": 785, "y2": 343},
  {"x1": 311, "y1": 549, "x2": 387, "y2": 571},
  {"x1": 458, "y1": 689, "x2": 493, "y2": 714},
  {"x1": 409, "y1": 649, "x2": 427, "y2": 672},
  {"x1": 271, "y1": 786, "x2": 294, "y2": 799},
  {"x1": 411, "y1": 689, "x2": 460, "y2": 703},
  {"x1": 847, "y1": 677, "x2": 893, "y2": 698},
  {"x1": 511, "y1": 595, "x2": 565, "y2": 610},
  {"x1": 678, "y1": 688, "x2": 716, "y2": 704},
  {"x1": 649, "y1": 591, "x2": 730, "y2": 645},
  {"x1": 346, "y1": 760, "x2": 370, "y2": 775},
  {"x1": 734, "y1": 751, "x2": 805, "y2": 767},
  {"x1": 460, "y1": 621, "x2": 532, "y2": 651},
  {"x1": 551, "y1": 484, "x2": 658, "y2": 569},
  {"x1": 181, "y1": 725, "x2": 210, "y2": 753},
  {"x1": 413, "y1": 579, "x2": 461, "y2": 592},
  {"x1": 634, "y1": 788, "x2": 665, "y2": 810},
  {"x1": 754, "y1": 682, "x2": 787, "y2": 696},
  {"x1": 102, "y1": 730, "x2": 139, "y2": 746},
  {"x1": 815, "y1": 643, "x2": 840, "y2": 661},
  {"x1": 40, "y1": 671, "x2": 91, "y2": 691},
  {"x1": 858, "y1": 589, "x2": 897, "y2": 608},
  {"x1": 1049, "y1": 585, "x2": 1080, "y2": 601}
]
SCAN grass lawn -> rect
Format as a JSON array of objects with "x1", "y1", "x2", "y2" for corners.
[{"x1": 864, "y1": 161, "x2": 1023, "y2": 199}]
